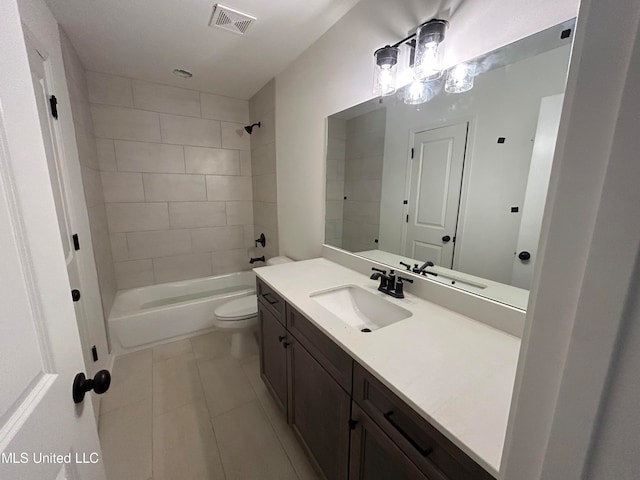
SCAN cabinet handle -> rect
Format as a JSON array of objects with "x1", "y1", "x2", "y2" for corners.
[
  {"x1": 384, "y1": 411, "x2": 433, "y2": 457},
  {"x1": 263, "y1": 293, "x2": 279, "y2": 305},
  {"x1": 278, "y1": 335, "x2": 286, "y2": 342}
]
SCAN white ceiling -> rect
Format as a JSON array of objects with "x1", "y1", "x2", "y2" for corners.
[{"x1": 45, "y1": 0, "x2": 361, "y2": 99}]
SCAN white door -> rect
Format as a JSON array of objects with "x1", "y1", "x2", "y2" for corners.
[
  {"x1": 0, "y1": 2, "x2": 106, "y2": 479},
  {"x1": 25, "y1": 36, "x2": 98, "y2": 408},
  {"x1": 512, "y1": 94, "x2": 564, "y2": 289},
  {"x1": 403, "y1": 122, "x2": 468, "y2": 267}
]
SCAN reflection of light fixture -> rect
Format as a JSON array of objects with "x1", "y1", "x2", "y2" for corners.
[
  {"x1": 413, "y1": 19, "x2": 448, "y2": 80},
  {"x1": 404, "y1": 79, "x2": 441, "y2": 105},
  {"x1": 373, "y1": 46, "x2": 400, "y2": 96},
  {"x1": 372, "y1": 18, "x2": 448, "y2": 103},
  {"x1": 445, "y1": 63, "x2": 476, "y2": 93}
]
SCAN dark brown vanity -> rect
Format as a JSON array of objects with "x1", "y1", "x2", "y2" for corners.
[{"x1": 257, "y1": 277, "x2": 494, "y2": 480}]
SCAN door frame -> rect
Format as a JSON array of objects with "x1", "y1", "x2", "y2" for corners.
[
  {"x1": 20, "y1": 12, "x2": 111, "y2": 419},
  {"x1": 400, "y1": 115, "x2": 477, "y2": 268}
]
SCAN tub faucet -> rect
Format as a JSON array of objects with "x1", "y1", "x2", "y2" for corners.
[{"x1": 249, "y1": 256, "x2": 265, "y2": 264}]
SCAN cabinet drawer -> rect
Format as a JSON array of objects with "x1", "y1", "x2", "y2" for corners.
[
  {"x1": 256, "y1": 277, "x2": 285, "y2": 325},
  {"x1": 353, "y1": 363, "x2": 494, "y2": 480},
  {"x1": 287, "y1": 304, "x2": 353, "y2": 394}
]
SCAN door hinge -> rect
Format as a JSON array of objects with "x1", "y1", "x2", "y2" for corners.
[
  {"x1": 411, "y1": 148, "x2": 414, "y2": 159},
  {"x1": 453, "y1": 236, "x2": 456, "y2": 243},
  {"x1": 91, "y1": 345, "x2": 98, "y2": 362},
  {"x1": 72, "y1": 233, "x2": 80, "y2": 251},
  {"x1": 49, "y1": 95, "x2": 58, "y2": 119}
]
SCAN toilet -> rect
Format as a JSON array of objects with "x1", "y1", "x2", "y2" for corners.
[{"x1": 213, "y1": 256, "x2": 293, "y2": 358}]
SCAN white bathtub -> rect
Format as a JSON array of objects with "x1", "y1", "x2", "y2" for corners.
[{"x1": 108, "y1": 271, "x2": 256, "y2": 354}]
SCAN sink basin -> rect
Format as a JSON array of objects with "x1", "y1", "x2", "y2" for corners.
[{"x1": 310, "y1": 285, "x2": 412, "y2": 332}]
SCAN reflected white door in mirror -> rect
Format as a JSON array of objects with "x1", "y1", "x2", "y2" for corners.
[{"x1": 403, "y1": 122, "x2": 468, "y2": 267}]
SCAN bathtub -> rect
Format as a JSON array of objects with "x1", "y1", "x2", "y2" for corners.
[{"x1": 108, "y1": 271, "x2": 255, "y2": 354}]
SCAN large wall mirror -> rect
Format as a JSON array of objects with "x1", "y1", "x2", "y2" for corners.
[{"x1": 325, "y1": 19, "x2": 575, "y2": 310}]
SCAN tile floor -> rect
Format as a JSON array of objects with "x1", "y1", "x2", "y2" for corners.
[{"x1": 98, "y1": 330, "x2": 321, "y2": 480}]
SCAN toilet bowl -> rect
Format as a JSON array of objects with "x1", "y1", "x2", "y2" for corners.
[{"x1": 213, "y1": 256, "x2": 293, "y2": 358}]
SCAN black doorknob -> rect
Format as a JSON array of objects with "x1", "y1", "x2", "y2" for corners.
[
  {"x1": 518, "y1": 251, "x2": 531, "y2": 261},
  {"x1": 442, "y1": 235, "x2": 451, "y2": 243},
  {"x1": 73, "y1": 370, "x2": 111, "y2": 404}
]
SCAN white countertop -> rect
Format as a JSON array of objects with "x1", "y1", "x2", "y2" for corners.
[{"x1": 254, "y1": 258, "x2": 521, "y2": 477}]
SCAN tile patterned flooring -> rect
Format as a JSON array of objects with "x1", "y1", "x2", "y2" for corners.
[{"x1": 98, "y1": 331, "x2": 321, "y2": 480}]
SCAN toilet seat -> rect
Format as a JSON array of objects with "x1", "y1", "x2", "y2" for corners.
[{"x1": 214, "y1": 294, "x2": 257, "y2": 321}]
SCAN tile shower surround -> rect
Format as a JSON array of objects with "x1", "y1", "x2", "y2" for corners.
[{"x1": 87, "y1": 72, "x2": 262, "y2": 289}]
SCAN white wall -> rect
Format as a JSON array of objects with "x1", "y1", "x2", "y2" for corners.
[
  {"x1": 501, "y1": 0, "x2": 640, "y2": 477},
  {"x1": 378, "y1": 45, "x2": 571, "y2": 285},
  {"x1": 275, "y1": 0, "x2": 579, "y2": 260}
]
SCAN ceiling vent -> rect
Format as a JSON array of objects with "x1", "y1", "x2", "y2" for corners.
[{"x1": 209, "y1": 4, "x2": 256, "y2": 35}]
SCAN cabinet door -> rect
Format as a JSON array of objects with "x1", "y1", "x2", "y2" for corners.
[
  {"x1": 259, "y1": 299, "x2": 287, "y2": 411},
  {"x1": 350, "y1": 404, "x2": 434, "y2": 480},
  {"x1": 288, "y1": 336, "x2": 350, "y2": 480}
]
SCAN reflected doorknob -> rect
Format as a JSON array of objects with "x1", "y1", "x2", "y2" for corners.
[
  {"x1": 442, "y1": 235, "x2": 451, "y2": 243},
  {"x1": 518, "y1": 251, "x2": 531, "y2": 261},
  {"x1": 73, "y1": 370, "x2": 111, "y2": 404}
]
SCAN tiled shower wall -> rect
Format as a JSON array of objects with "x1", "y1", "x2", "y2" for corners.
[
  {"x1": 60, "y1": 32, "x2": 117, "y2": 314},
  {"x1": 249, "y1": 80, "x2": 278, "y2": 260},
  {"x1": 342, "y1": 108, "x2": 386, "y2": 252},
  {"x1": 87, "y1": 72, "x2": 255, "y2": 289}
]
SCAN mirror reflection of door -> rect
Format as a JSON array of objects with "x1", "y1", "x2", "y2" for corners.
[
  {"x1": 403, "y1": 122, "x2": 469, "y2": 267},
  {"x1": 512, "y1": 94, "x2": 564, "y2": 289}
]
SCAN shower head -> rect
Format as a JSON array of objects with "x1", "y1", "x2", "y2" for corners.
[{"x1": 244, "y1": 122, "x2": 261, "y2": 134}]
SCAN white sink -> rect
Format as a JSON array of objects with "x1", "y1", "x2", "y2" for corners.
[{"x1": 310, "y1": 285, "x2": 412, "y2": 332}]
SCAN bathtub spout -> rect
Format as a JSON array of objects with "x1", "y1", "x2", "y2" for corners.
[{"x1": 249, "y1": 256, "x2": 265, "y2": 264}]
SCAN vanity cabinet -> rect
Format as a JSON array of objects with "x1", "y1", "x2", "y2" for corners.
[
  {"x1": 287, "y1": 334, "x2": 351, "y2": 480},
  {"x1": 256, "y1": 277, "x2": 495, "y2": 480},
  {"x1": 258, "y1": 298, "x2": 287, "y2": 411},
  {"x1": 353, "y1": 364, "x2": 494, "y2": 480},
  {"x1": 350, "y1": 403, "x2": 433, "y2": 480}
]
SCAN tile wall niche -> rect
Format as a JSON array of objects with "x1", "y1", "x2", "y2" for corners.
[
  {"x1": 248, "y1": 80, "x2": 279, "y2": 260},
  {"x1": 342, "y1": 108, "x2": 386, "y2": 252},
  {"x1": 60, "y1": 31, "x2": 117, "y2": 314},
  {"x1": 87, "y1": 72, "x2": 255, "y2": 289}
]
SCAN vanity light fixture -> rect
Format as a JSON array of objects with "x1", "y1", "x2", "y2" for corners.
[
  {"x1": 373, "y1": 46, "x2": 400, "y2": 96},
  {"x1": 445, "y1": 62, "x2": 476, "y2": 93},
  {"x1": 413, "y1": 19, "x2": 448, "y2": 80},
  {"x1": 372, "y1": 18, "x2": 448, "y2": 100}
]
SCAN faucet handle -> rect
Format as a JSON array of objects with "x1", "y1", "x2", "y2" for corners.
[
  {"x1": 397, "y1": 276, "x2": 414, "y2": 284},
  {"x1": 371, "y1": 267, "x2": 387, "y2": 274},
  {"x1": 399, "y1": 261, "x2": 411, "y2": 271}
]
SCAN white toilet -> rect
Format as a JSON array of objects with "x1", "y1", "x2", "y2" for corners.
[{"x1": 213, "y1": 256, "x2": 293, "y2": 358}]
